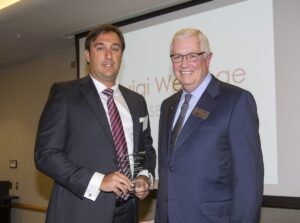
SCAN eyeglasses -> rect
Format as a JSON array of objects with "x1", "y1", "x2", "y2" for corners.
[{"x1": 170, "y1": 52, "x2": 206, "y2": 63}]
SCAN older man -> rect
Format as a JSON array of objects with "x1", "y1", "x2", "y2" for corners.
[{"x1": 155, "y1": 28, "x2": 264, "y2": 223}]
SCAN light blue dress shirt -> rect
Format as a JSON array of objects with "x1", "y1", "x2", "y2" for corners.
[{"x1": 172, "y1": 73, "x2": 212, "y2": 129}]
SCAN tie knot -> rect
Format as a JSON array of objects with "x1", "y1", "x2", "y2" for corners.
[
  {"x1": 184, "y1": 93, "x2": 192, "y2": 103},
  {"x1": 102, "y1": 88, "x2": 114, "y2": 97}
]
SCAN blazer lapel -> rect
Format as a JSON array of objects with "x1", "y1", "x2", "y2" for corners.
[
  {"x1": 79, "y1": 76, "x2": 115, "y2": 146},
  {"x1": 173, "y1": 76, "x2": 220, "y2": 151},
  {"x1": 166, "y1": 91, "x2": 182, "y2": 155},
  {"x1": 119, "y1": 85, "x2": 139, "y2": 154}
]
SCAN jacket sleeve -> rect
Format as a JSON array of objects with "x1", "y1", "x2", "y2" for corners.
[
  {"x1": 139, "y1": 96, "x2": 156, "y2": 179},
  {"x1": 228, "y1": 91, "x2": 264, "y2": 223},
  {"x1": 34, "y1": 84, "x2": 94, "y2": 198}
]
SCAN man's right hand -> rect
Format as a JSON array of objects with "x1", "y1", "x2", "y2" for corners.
[{"x1": 100, "y1": 172, "x2": 134, "y2": 197}]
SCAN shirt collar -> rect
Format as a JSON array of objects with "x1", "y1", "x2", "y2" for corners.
[
  {"x1": 89, "y1": 74, "x2": 121, "y2": 95},
  {"x1": 182, "y1": 73, "x2": 212, "y2": 99}
]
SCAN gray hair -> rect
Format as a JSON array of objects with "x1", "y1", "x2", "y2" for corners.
[{"x1": 170, "y1": 28, "x2": 211, "y2": 54}]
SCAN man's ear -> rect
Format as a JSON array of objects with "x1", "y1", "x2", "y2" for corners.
[
  {"x1": 85, "y1": 49, "x2": 90, "y2": 63},
  {"x1": 206, "y1": 52, "x2": 213, "y2": 67}
]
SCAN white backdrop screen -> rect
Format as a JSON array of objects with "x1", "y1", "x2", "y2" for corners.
[{"x1": 78, "y1": 0, "x2": 278, "y2": 194}]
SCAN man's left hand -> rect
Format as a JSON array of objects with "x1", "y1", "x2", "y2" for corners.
[{"x1": 134, "y1": 175, "x2": 151, "y2": 200}]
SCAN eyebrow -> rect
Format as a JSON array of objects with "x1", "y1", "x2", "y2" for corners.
[{"x1": 93, "y1": 42, "x2": 121, "y2": 47}]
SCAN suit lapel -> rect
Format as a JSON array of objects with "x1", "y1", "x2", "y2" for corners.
[
  {"x1": 79, "y1": 76, "x2": 115, "y2": 146},
  {"x1": 166, "y1": 91, "x2": 182, "y2": 155},
  {"x1": 173, "y1": 76, "x2": 220, "y2": 151},
  {"x1": 119, "y1": 85, "x2": 139, "y2": 154}
]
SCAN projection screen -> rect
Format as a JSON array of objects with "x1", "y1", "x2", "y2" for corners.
[{"x1": 76, "y1": 0, "x2": 300, "y2": 205}]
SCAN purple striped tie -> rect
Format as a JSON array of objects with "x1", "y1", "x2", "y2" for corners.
[{"x1": 103, "y1": 88, "x2": 131, "y2": 179}]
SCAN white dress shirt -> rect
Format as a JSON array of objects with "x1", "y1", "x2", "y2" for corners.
[{"x1": 84, "y1": 75, "x2": 151, "y2": 201}]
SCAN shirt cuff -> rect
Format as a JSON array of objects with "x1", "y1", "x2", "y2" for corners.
[
  {"x1": 137, "y1": 169, "x2": 154, "y2": 188},
  {"x1": 84, "y1": 172, "x2": 104, "y2": 201}
]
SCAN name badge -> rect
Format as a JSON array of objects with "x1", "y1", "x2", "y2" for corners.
[{"x1": 192, "y1": 107, "x2": 209, "y2": 120}]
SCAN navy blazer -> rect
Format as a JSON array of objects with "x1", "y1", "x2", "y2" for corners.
[
  {"x1": 155, "y1": 75, "x2": 264, "y2": 223},
  {"x1": 35, "y1": 76, "x2": 156, "y2": 223}
]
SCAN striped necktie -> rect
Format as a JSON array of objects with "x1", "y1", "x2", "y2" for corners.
[
  {"x1": 171, "y1": 93, "x2": 192, "y2": 148},
  {"x1": 102, "y1": 88, "x2": 131, "y2": 179}
]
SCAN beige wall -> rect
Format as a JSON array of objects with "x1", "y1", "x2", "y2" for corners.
[
  {"x1": 261, "y1": 208, "x2": 300, "y2": 223},
  {"x1": 0, "y1": 47, "x2": 76, "y2": 222}
]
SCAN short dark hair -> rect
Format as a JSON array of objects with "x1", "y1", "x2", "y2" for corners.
[{"x1": 84, "y1": 24, "x2": 125, "y2": 52}]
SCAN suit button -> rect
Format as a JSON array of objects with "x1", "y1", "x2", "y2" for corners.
[{"x1": 165, "y1": 197, "x2": 168, "y2": 202}]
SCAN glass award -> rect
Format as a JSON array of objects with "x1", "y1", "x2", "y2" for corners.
[{"x1": 115, "y1": 151, "x2": 149, "y2": 194}]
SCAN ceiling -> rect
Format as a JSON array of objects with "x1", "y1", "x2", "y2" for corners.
[{"x1": 0, "y1": 0, "x2": 195, "y2": 68}]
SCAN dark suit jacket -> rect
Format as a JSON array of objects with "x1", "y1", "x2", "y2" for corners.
[
  {"x1": 34, "y1": 76, "x2": 156, "y2": 223},
  {"x1": 155, "y1": 75, "x2": 264, "y2": 223}
]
